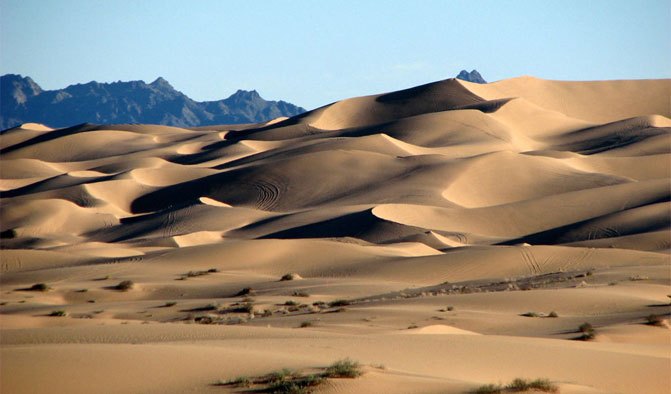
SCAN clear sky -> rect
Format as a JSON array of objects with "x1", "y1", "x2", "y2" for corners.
[{"x1": 1, "y1": 0, "x2": 669, "y2": 110}]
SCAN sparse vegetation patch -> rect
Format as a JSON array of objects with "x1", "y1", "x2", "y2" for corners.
[
  {"x1": 114, "y1": 280, "x2": 134, "y2": 291},
  {"x1": 214, "y1": 358, "x2": 362, "y2": 392},
  {"x1": 472, "y1": 377, "x2": 559, "y2": 393}
]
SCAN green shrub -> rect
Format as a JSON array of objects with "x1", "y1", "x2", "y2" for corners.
[
  {"x1": 472, "y1": 383, "x2": 502, "y2": 394},
  {"x1": 473, "y1": 378, "x2": 558, "y2": 393},
  {"x1": 226, "y1": 376, "x2": 251, "y2": 387},
  {"x1": 266, "y1": 368, "x2": 297, "y2": 383},
  {"x1": 506, "y1": 378, "x2": 559, "y2": 392},
  {"x1": 324, "y1": 358, "x2": 362, "y2": 378}
]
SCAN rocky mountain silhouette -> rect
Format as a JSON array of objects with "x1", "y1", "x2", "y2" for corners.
[
  {"x1": 0, "y1": 74, "x2": 306, "y2": 129},
  {"x1": 456, "y1": 69, "x2": 487, "y2": 84}
]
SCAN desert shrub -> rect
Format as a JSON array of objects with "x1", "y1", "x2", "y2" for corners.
[
  {"x1": 163, "y1": 301, "x2": 177, "y2": 307},
  {"x1": 266, "y1": 368, "x2": 297, "y2": 383},
  {"x1": 506, "y1": 377, "x2": 558, "y2": 392},
  {"x1": 328, "y1": 299, "x2": 350, "y2": 307},
  {"x1": 235, "y1": 287, "x2": 255, "y2": 296},
  {"x1": 207, "y1": 268, "x2": 219, "y2": 273},
  {"x1": 473, "y1": 378, "x2": 558, "y2": 393},
  {"x1": 578, "y1": 322, "x2": 595, "y2": 340},
  {"x1": 28, "y1": 283, "x2": 49, "y2": 292},
  {"x1": 299, "y1": 321, "x2": 313, "y2": 328},
  {"x1": 472, "y1": 384, "x2": 503, "y2": 394},
  {"x1": 521, "y1": 312, "x2": 540, "y2": 317},
  {"x1": 324, "y1": 358, "x2": 362, "y2": 378},
  {"x1": 646, "y1": 314, "x2": 664, "y2": 327},
  {"x1": 447, "y1": 306, "x2": 455, "y2": 311},
  {"x1": 76, "y1": 289, "x2": 88, "y2": 293},
  {"x1": 267, "y1": 376, "x2": 322, "y2": 394},
  {"x1": 226, "y1": 376, "x2": 251, "y2": 388},
  {"x1": 285, "y1": 300, "x2": 299, "y2": 306},
  {"x1": 226, "y1": 303, "x2": 254, "y2": 314},
  {"x1": 114, "y1": 280, "x2": 134, "y2": 291},
  {"x1": 49, "y1": 310, "x2": 67, "y2": 317},
  {"x1": 280, "y1": 273, "x2": 301, "y2": 281},
  {"x1": 548, "y1": 311, "x2": 559, "y2": 318},
  {"x1": 292, "y1": 290, "x2": 309, "y2": 297}
]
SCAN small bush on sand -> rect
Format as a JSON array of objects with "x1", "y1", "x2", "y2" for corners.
[
  {"x1": 328, "y1": 299, "x2": 350, "y2": 307},
  {"x1": 521, "y1": 312, "x2": 540, "y2": 318},
  {"x1": 280, "y1": 273, "x2": 302, "y2": 281},
  {"x1": 28, "y1": 283, "x2": 49, "y2": 292},
  {"x1": 214, "y1": 358, "x2": 362, "y2": 393},
  {"x1": 578, "y1": 322, "x2": 595, "y2": 340},
  {"x1": 114, "y1": 280, "x2": 134, "y2": 291},
  {"x1": 324, "y1": 358, "x2": 362, "y2": 378},
  {"x1": 235, "y1": 287, "x2": 255, "y2": 296},
  {"x1": 267, "y1": 374, "x2": 323, "y2": 393},
  {"x1": 548, "y1": 311, "x2": 559, "y2": 318},
  {"x1": 226, "y1": 376, "x2": 251, "y2": 387},
  {"x1": 292, "y1": 290, "x2": 309, "y2": 297},
  {"x1": 472, "y1": 383, "x2": 503, "y2": 394},
  {"x1": 646, "y1": 314, "x2": 665, "y2": 327},
  {"x1": 299, "y1": 321, "x2": 314, "y2": 328},
  {"x1": 507, "y1": 378, "x2": 559, "y2": 392},
  {"x1": 266, "y1": 368, "x2": 297, "y2": 383},
  {"x1": 225, "y1": 302, "x2": 254, "y2": 314},
  {"x1": 49, "y1": 310, "x2": 67, "y2": 317},
  {"x1": 163, "y1": 301, "x2": 177, "y2": 307},
  {"x1": 472, "y1": 378, "x2": 558, "y2": 393}
]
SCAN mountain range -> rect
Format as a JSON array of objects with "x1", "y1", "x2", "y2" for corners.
[
  {"x1": 1, "y1": 70, "x2": 486, "y2": 130},
  {"x1": 0, "y1": 74, "x2": 306, "y2": 130}
]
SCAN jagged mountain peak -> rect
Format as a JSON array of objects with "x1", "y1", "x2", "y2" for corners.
[{"x1": 456, "y1": 69, "x2": 487, "y2": 84}]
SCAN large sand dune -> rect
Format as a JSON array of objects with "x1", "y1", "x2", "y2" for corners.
[{"x1": 1, "y1": 77, "x2": 670, "y2": 393}]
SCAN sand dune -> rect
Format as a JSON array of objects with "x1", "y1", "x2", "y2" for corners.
[{"x1": 1, "y1": 76, "x2": 670, "y2": 393}]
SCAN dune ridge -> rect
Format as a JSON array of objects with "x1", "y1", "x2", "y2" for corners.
[{"x1": 1, "y1": 76, "x2": 670, "y2": 394}]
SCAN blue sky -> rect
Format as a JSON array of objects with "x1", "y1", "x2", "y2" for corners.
[{"x1": 1, "y1": 0, "x2": 669, "y2": 109}]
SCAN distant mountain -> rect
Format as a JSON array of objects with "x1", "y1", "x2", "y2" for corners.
[
  {"x1": 456, "y1": 70, "x2": 487, "y2": 84},
  {"x1": 0, "y1": 74, "x2": 306, "y2": 129}
]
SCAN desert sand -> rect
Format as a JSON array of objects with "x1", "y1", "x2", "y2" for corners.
[{"x1": 1, "y1": 76, "x2": 670, "y2": 393}]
